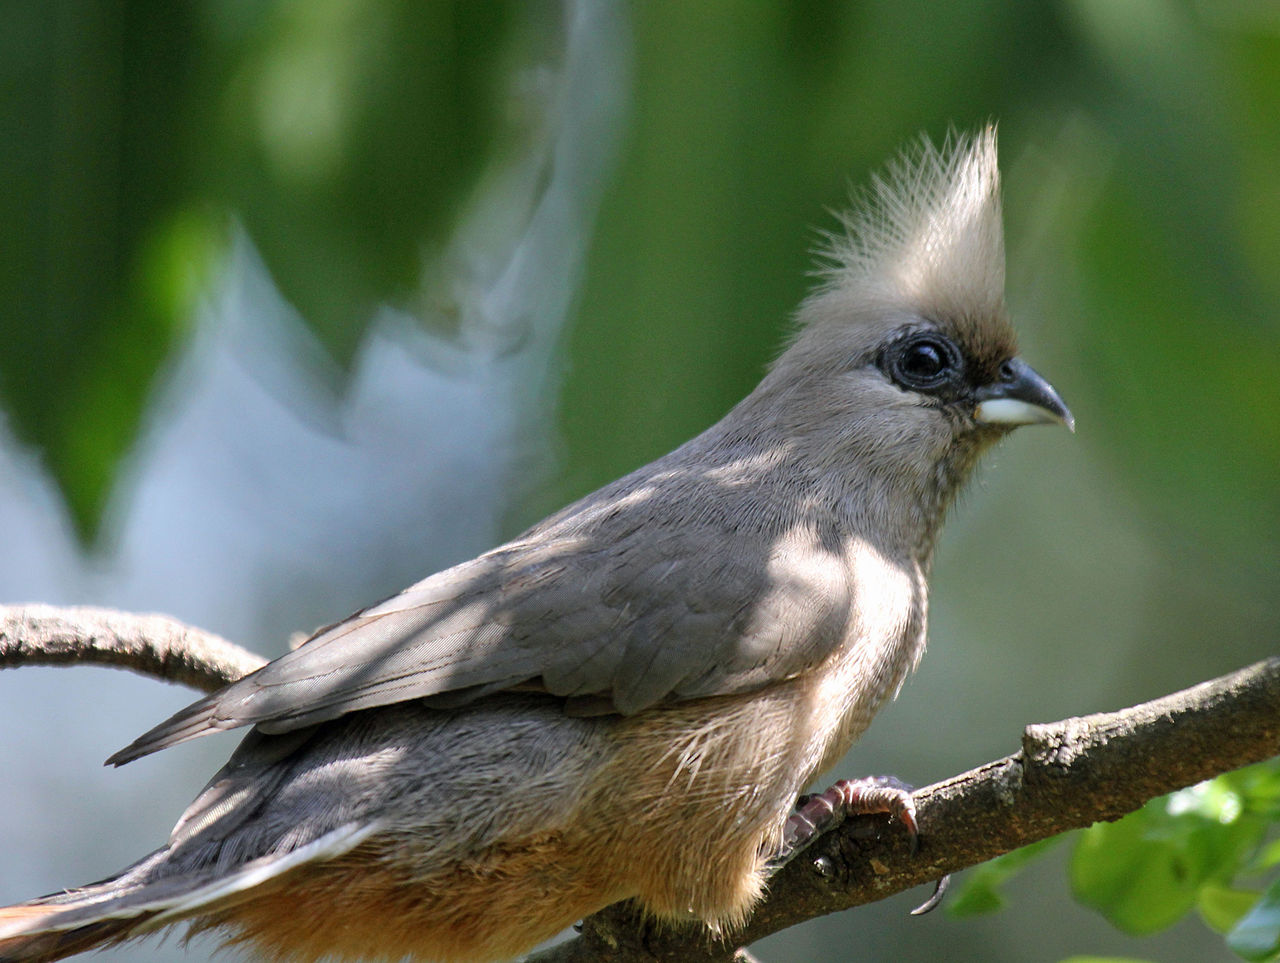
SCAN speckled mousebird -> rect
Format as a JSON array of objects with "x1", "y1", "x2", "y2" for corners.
[{"x1": 0, "y1": 128, "x2": 1072, "y2": 963}]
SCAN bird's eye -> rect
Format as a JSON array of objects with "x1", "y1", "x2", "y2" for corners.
[
  {"x1": 884, "y1": 334, "x2": 961, "y2": 391},
  {"x1": 901, "y1": 342, "x2": 946, "y2": 380}
]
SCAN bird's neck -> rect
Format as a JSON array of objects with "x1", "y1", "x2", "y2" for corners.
[{"x1": 704, "y1": 389, "x2": 986, "y2": 568}]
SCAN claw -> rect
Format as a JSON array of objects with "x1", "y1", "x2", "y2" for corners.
[
  {"x1": 773, "y1": 775, "x2": 949, "y2": 915},
  {"x1": 909, "y1": 873, "x2": 950, "y2": 915},
  {"x1": 779, "y1": 775, "x2": 919, "y2": 860}
]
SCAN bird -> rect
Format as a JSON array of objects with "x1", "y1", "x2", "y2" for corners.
[{"x1": 0, "y1": 128, "x2": 1072, "y2": 963}]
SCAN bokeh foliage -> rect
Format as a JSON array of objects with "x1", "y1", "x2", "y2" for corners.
[
  {"x1": 954, "y1": 763, "x2": 1280, "y2": 961},
  {"x1": 6, "y1": 1, "x2": 1277, "y2": 554},
  {"x1": 2, "y1": 0, "x2": 1278, "y2": 959},
  {"x1": 1, "y1": 0, "x2": 524, "y2": 538}
]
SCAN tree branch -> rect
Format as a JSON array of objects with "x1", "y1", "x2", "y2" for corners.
[
  {"x1": 0, "y1": 604, "x2": 266, "y2": 693},
  {"x1": 534, "y1": 656, "x2": 1280, "y2": 962},
  {"x1": 1, "y1": 605, "x2": 1276, "y2": 962}
]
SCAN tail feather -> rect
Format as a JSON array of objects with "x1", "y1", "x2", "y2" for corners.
[
  {"x1": 0, "y1": 823, "x2": 378, "y2": 963},
  {"x1": 0, "y1": 858, "x2": 176, "y2": 963},
  {"x1": 0, "y1": 905, "x2": 150, "y2": 963}
]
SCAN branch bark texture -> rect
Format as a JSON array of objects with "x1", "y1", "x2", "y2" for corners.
[
  {"x1": 0, "y1": 604, "x2": 266, "y2": 692},
  {"x1": 1, "y1": 604, "x2": 1276, "y2": 962}
]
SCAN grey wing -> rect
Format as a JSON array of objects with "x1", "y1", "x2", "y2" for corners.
[{"x1": 108, "y1": 519, "x2": 855, "y2": 766}]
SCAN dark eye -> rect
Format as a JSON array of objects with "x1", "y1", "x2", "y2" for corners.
[{"x1": 885, "y1": 334, "x2": 961, "y2": 391}]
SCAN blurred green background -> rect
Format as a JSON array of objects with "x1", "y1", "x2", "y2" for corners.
[{"x1": 1, "y1": 1, "x2": 1277, "y2": 961}]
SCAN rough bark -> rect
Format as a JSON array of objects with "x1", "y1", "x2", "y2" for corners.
[{"x1": 0, "y1": 604, "x2": 266, "y2": 692}]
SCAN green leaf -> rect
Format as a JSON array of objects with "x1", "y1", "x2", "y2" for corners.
[
  {"x1": 1200, "y1": 884, "x2": 1264, "y2": 935},
  {"x1": 1227, "y1": 876, "x2": 1280, "y2": 962},
  {"x1": 1071, "y1": 774, "x2": 1273, "y2": 937},
  {"x1": 1233, "y1": 762, "x2": 1280, "y2": 824},
  {"x1": 1257, "y1": 841, "x2": 1280, "y2": 872},
  {"x1": 1071, "y1": 812, "x2": 1203, "y2": 934}
]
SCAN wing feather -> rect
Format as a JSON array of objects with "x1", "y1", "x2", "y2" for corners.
[{"x1": 109, "y1": 465, "x2": 864, "y2": 766}]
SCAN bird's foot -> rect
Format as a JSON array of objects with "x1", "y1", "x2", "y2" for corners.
[
  {"x1": 780, "y1": 775, "x2": 919, "y2": 857},
  {"x1": 772, "y1": 775, "x2": 949, "y2": 915}
]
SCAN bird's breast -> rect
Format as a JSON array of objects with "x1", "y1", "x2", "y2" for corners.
[{"x1": 801, "y1": 544, "x2": 926, "y2": 780}]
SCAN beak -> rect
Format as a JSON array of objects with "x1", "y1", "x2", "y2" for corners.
[{"x1": 974, "y1": 358, "x2": 1075, "y2": 432}]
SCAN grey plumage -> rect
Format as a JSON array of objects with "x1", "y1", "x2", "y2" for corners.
[{"x1": 1, "y1": 128, "x2": 1072, "y2": 963}]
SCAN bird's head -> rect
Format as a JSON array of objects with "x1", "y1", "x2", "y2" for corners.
[{"x1": 757, "y1": 129, "x2": 1072, "y2": 542}]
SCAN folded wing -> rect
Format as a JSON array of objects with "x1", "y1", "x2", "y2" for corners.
[{"x1": 109, "y1": 478, "x2": 860, "y2": 766}]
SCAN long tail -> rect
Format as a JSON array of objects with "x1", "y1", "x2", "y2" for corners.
[
  {"x1": 0, "y1": 854, "x2": 169, "y2": 963},
  {"x1": 0, "y1": 905, "x2": 149, "y2": 963},
  {"x1": 0, "y1": 822, "x2": 377, "y2": 963}
]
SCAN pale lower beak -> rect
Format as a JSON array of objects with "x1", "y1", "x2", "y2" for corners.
[{"x1": 974, "y1": 358, "x2": 1074, "y2": 431}]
